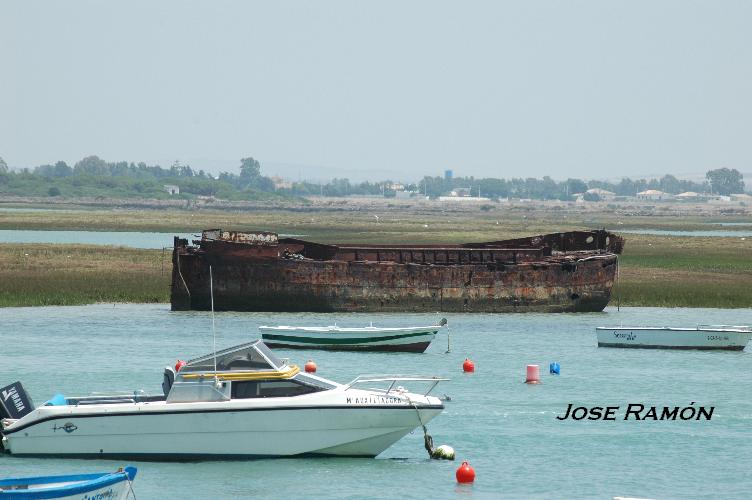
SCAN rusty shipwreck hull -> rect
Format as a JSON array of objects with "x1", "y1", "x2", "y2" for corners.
[{"x1": 171, "y1": 229, "x2": 624, "y2": 313}]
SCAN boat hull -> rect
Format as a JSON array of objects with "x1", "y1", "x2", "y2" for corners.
[
  {"x1": 173, "y1": 255, "x2": 617, "y2": 313},
  {"x1": 596, "y1": 327, "x2": 752, "y2": 350},
  {"x1": 2, "y1": 401, "x2": 443, "y2": 459},
  {"x1": 263, "y1": 342, "x2": 432, "y2": 353},
  {"x1": 171, "y1": 230, "x2": 622, "y2": 313},
  {"x1": 260, "y1": 326, "x2": 440, "y2": 352}
]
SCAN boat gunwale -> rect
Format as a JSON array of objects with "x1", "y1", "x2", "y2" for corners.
[
  {"x1": 596, "y1": 326, "x2": 752, "y2": 333},
  {"x1": 0, "y1": 467, "x2": 136, "y2": 497},
  {"x1": 258, "y1": 325, "x2": 443, "y2": 334}
]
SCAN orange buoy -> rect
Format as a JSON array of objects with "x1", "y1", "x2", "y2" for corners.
[
  {"x1": 455, "y1": 461, "x2": 476, "y2": 483},
  {"x1": 525, "y1": 364, "x2": 541, "y2": 384},
  {"x1": 462, "y1": 358, "x2": 475, "y2": 373},
  {"x1": 175, "y1": 360, "x2": 186, "y2": 372},
  {"x1": 304, "y1": 360, "x2": 317, "y2": 373}
]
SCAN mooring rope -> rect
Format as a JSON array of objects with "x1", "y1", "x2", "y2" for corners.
[
  {"x1": 126, "y1": 477, "x2": 137, "y2": 499},
  {"x1": 403, "y1": 392, "x2": 434, "y2": 458},
  {"x1": 616, "y1": 256, "x2": 621, "y2": 312}
]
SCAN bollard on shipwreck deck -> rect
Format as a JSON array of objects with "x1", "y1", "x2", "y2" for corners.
[{"x1": 171, "y1": 229, "x2": 624, "y2": 313}]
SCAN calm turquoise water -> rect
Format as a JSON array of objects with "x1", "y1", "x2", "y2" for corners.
[
  {"x1": 8, "y1": 228, "x2": 749, "y2": 246},
  {"x1": 0, "y1": 230, "x2": 196, "y2": 249},
  {"x1": 617, "y1": 229, "x2": 752, "y2": 237},
  {"x1": 0, "y1": 230, "x2": 307, "y2": 248},
  {"x1": 1, "y1": 305, "x2": 751, "y2": 499}
]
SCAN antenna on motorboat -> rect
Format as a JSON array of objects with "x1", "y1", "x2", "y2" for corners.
[
  {"x1": 439, "y1": 318, "x2": 450, "y2": 353},
  {"x1": 210, "y1": 265, "x2": 218, "y2": 386}
]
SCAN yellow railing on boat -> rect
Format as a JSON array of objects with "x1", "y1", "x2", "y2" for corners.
[{"x1": 179, "y1": 365, "x2": 300, "y2": 381}]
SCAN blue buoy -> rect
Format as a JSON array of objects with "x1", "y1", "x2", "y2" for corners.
[{"x1": 549, "y1": 362, "x2": 560, "y2": 375}]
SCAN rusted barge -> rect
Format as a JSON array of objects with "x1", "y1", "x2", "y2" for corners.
[{"x1": 171, "y1": 229, "x2": 624, "y2": 313}]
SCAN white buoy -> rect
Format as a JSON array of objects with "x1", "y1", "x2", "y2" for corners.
[{"x1": 431, "y1": 444, "x2": 455, "y2": 460}]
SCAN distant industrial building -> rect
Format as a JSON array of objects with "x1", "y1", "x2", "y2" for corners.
[
  {"x1": 444, "y1": 169, "x2": 453, "y2": 181},
  {"x1": 164, "y1": 184, "x2": 180, "y2": 195}
]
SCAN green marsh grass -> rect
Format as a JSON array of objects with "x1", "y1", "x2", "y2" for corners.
[
  {"x1": 1, "y1": 208, "x2": 751, "y2": 308},
  {"x1": 617, "y1": 280, "x2": 752, "y2": 308},
  {"x1": 0, "y1": 244, "x2": 170, "y2": 307}
]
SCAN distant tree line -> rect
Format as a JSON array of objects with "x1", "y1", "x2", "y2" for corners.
[
  {"x1": 411, "y1": 169, "x2": 744, "y2": 199},
  {"x1": 0, "y1": 155, "x2": 281, "y2": 200},
  {"x1": 0, "y1": 154, "x2": 745, "y2": 200},
  {"x1": 281, "y1": 168, "x2": 744, "y2": 200}
]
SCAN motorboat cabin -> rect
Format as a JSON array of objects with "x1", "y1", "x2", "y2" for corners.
[{"x1": 162, "y1": 341, "x2": 338, "y2": 403}]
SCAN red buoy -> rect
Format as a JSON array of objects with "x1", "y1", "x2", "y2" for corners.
[
  {"x1": 455, "y1": 461, "x2": 476, "y2": 483},
  {"x1": 462, "y1": 358, "x2": 475, "y2": 373},
  {"x1": 175, "y1": 360, "x2": 186, "y2": 372},
  {"x1": 525, "y1": 364, "x2": 541, "y2": 384},
  {"x1": 304, "y1": 360, "x2": 317, "y2": 373}
]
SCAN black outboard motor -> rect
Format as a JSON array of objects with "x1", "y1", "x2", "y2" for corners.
[{"x1": 1, "y1": 381, "x2": 35, "y2": 420}]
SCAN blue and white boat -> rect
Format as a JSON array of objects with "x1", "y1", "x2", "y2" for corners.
[
  {"x1": 0, "y1": 466, "x2": 136, "y2": 499},
  {"x1": 596, "y1": 325, "x2": 752, "y2": 350}
]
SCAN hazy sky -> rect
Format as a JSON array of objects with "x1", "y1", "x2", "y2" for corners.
[{"x1": 2, "y1": 1, "x2": 751, "y2": 182}]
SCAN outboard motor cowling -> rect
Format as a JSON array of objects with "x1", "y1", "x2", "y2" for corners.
[
  {"x1": 162, "y1": 367, "x2": 176, "y2": 397},
  {"x1": 0, "y1": 381, "x2": 34, "y2": 420}
]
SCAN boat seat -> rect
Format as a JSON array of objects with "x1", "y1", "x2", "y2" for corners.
[{"x1": 162, "y1": 367, "x2": 176, "y2": 396}]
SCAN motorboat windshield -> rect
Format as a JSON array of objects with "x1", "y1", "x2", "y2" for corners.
[{"x1": 180, "y1": 340, "x2": 285, "y2": 373}]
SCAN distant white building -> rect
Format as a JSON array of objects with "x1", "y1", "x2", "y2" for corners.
[
  {"x1": 449, "y1": 187, "x2": 473, "y2": 197},
  {"x1": 636, "y1": 189, "x2": 671, "y2": 201},
  {"x1": 164, "y1": 184, "x2": 180, "y2": 195},
  {"x1": 585, "y1": 188, "x2": 616, "y2": 200},
  {"x1": 438, "y1": 195, "x2": 491, "y2": 202},
  {"x1": 675, "y1": 191, "x2": 700, "y2": 201},
  {"x1": 271, "y1": 176, "x2": 292, "y2": 190},
  {"x1": 730, "y1": 193, "x2": 752, "y2": 202}
]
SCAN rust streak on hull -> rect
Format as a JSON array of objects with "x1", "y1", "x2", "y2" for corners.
[{"x1": 171, "y1": 229, "x2": 624, "y2": 313}]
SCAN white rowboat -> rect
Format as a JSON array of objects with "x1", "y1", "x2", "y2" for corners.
[
  {"x1": 259, "y1": 324, "x2": 446, "y2": 352},
  {"x1": 596, "y1": 325, "x2": 752, "y2": 350}
]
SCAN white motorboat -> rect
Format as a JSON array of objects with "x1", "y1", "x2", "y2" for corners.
[
  {"x1": 596, "y1": 325, "x2": 752, "y2": 350},
  {"x1": 259, "y1": 321, "x2": 446, "y2": 352},
  {"x1": 0, "y1": 340, "x2": 445, "y2": 459}
]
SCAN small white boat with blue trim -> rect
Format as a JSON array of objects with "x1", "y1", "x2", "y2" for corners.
[
  {"x1": 1, "y1": 340, "x2": 445, "y2": 459},
  {"x1": 596, "y1": 325, "x2": 752, "y2": 350},
  {"x1": 260, "y1": 319, "x2": 447, "y2": 352},
  {"x1": 0, "y1": 466, "x2": 136, "y2": 499}
]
